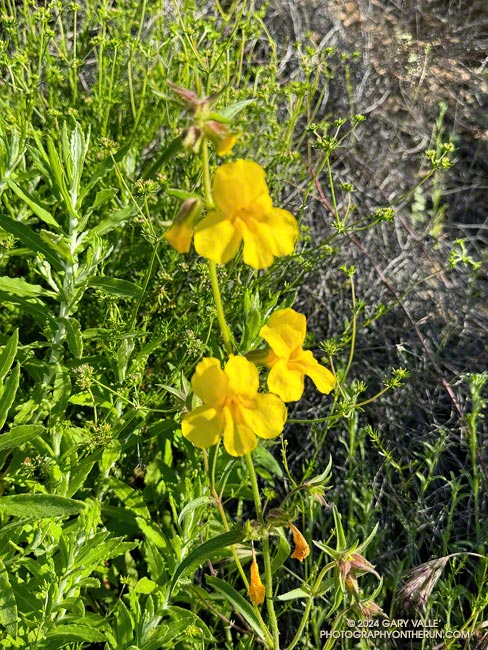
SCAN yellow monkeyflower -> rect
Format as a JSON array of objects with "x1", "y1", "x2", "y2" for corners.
[
  {"x1": 248, "y1": 555, "x2": 265, "y2": 606},
  {"x1": 194, "y1": 160, "x2": 298, "y2": 269},
  {"x1": 181, "y1": 355, "x2": 287, "y2": 457},
  {"x1": 259, "y1": 308, "x2": 336, "y2": 402},
  {"x1": 289, "y1": 522, "x2": 310, "y2": 562}
]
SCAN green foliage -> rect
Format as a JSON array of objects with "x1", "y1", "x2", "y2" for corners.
[{"x1": 0, "y1": 0, "x2": 485, "y2": 648}]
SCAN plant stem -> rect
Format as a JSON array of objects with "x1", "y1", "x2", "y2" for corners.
[
  {"x1": 245, "y1": 453, "x2": 280, "y2": 650},
  {"x1": 209, "y1": 261, "x2": 233, "y2": 355}
]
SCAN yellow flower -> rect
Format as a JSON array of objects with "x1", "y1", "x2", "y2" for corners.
[
  {"x1": 194, "y1": 160, "x2": 298, "y2": 269},
  {"x1": 289, "y1": 522, "x2": 310, "y2": 562},
  {"x1": 248, "y1": 556, "x2": 265, "y2": 606},
  {"x1": 164, "y1": 198, "x2": 202, "y2": 254},
  {"x1": 216, "y1": 132, "x2": 238, "y2": 156},
  {"x1": 259, "y1": 308, "x2": 336, "y2": 402},
  {"x1": 181, "y1": 355, "x2": 287, "y2": 457}
]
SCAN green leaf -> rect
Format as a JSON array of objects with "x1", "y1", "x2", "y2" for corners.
[
  {"x1": 135, "y1": 577, "x2": 157, "y2": 594},
  {"x1": 252, "y1": 445, "x2": 283, "y2": 478},
  {"x1": 0, "y1": 292, "x2": 56, "y2": 325},
  {"x1": 88, "y1": 205, "x2": 135, "y2": 238},
  {"x1": 0, "y1": 558, "x2": 18, "y2": 636},
  {"x1": 43, "y1": 625, "x2": 107, "y2": 648},
  {"x1": 0, "y1": 494, "x2": 85, "y2": 518},
  {"x1": 87, "y1": 276, "x2": 142, "y2": 299},
  {"x1": 0, "y1": 276, "x2": 57, "y2": 299},
  {"x1": 0, "y1": 424, "x2": 44, "y2": 452},
  {"x1": 270, "y1": 528, "x2": 291, "y2": 574},
  {"x1": 0, "y1": 214, "x2": 63, "y2": 271},
  {"x1": 168, "y1": 528, "x2": 244, "y2": 599},
  {"x1": 218, "y1": 98, "x2": 254, "y2": 121},
  {"x1": 276, "y1": 587, "x2": 312, "y2": 601},
  {"x1": 206, "y1": 575, "x2": 266, "y2": 640},
  {"x1": 177, "y1": 496, "x2": 215, "y2": 529},
  {"x1": 59, "y1": 316, "x2": 83, "y2": 358},
  {"x1": 0, "y1": 364, "x2": 20, "y2": 429},
  {"x1": 0, "y1": 329, "x2": 18, "y2": 382},
  {"x1": 90, "y1": 187, "x2": 116, "y2": 211},
  {"x1": 141, "y1": 135, "x2": 182, "y2": 180},
  {"x1": 39, "y1": 230, "x2": 73, "y2": 263},
  {"x1": 4, "y1": 178, "x2": 61, "y2": 230}
]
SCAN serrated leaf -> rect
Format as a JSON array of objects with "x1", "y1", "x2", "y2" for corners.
[
  {"x1": 0, "y1": 424, "x2": 44, "y2": 452},
  {"x1": 0, "y1": 364, "x2": 20, "y2": 429},
  {"x1": 0, "y1": 558, "x2": 18, "y2": 636},
  {"x1": 206, "y1": 576, "x2": 265, "y2": 640},
  {"x1": 0, "y1": 276, "x2": 57, "y2": 299},
  {"x1": 0, "y1": 214, "x2": 63, "y2": 271},
  {"x1": 0, "y1": 494, "x2": 85, "y2": 518},
  {"x1": 0, "y1": 329, "x2": 18, "y2": 382},
  {"x1": 87, "y1": 276, "x2": 142, "y2": 299},
  {"x1": 168, "y1": 528, "x2": 244, "y2": 599},
  {"x1": 4, "y1": 178, "x2": 61, "y2": 230}
]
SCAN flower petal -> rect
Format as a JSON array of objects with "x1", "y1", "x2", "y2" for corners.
[
  {"x1": 191, "y1": 357, "x2": 229, "y2": 406},
  {"x1": 239, "y1": 218, "x2": 276, "y2": 269},
  {"x1": 194, "y1": 211, "x2": 241, "y2": 264},
  {"x1": 182, "y1": 404, "x2": 222, "y2": 449},
  {"x1": 258, "y1": 207, "x2": 298, "y2": 257},
  {"x1": 212, "y1": 160, "x2": 272, "y2": 217},
  {"x1": 241, "y1": 393, "x2": 287, "y2": 439},
  {"x1": 304, "y1": 356, "x2": 336, "y2": 395},
  {"x1": 259, "y1": 308, "x2": 307, "y2": 359},
  {"x1": 164, "y1": 222, "x2": 193, "y2": 253},
  {"x1": 222, "y1": 405, "x2": 257, "y2": 456},
  {"x1": 224, "y1": 355, "x2": 259, "y2": 399},
  {"x1": 267, "y1": 359, "x2": 305, "y2": 402}
]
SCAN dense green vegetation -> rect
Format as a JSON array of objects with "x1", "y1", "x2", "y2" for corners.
[{"x1": 0, "y1": 1, "x2": 486, "y2": 648}]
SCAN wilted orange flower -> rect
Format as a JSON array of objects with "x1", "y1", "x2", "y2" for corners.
[
  {"x1": 289, "y1": 522, "x2": 310, "y2": 562},
  {"x1": 248, "y1": 556, "x2": 265, "y2": 606}
]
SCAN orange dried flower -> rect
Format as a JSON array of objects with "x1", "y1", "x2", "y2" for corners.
[
  {"x1": 248, "y1": 556, "x2": 265, "y2": 606},
  {"x1": 289, "y1": 522, "x2": 310, "y2": 562}
]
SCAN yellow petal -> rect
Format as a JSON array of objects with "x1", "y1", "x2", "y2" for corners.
[
  {"x1": 267, "y1": 359, "x2": 305, "y2": 402},
  {"x1": 259, "y1": 207, "x2": 298, "y2": 257},
  {"x1": 212, "y1": 160, "x2": 271, "y2": 217},
  {"x1": 298, "y1": 351, "x2": 336, "y2": 395},
  {"x1": 216, "y1": 133, "x2": 238, "y2": 156},
  {"x1": 164, "y1": 222, "x2": 194, "y2": 254},
  {"x1": 241, "y1": 393, "x2": 287, "y2": 439},
  {"x1": 260, "y1": 308, "x2": 307, "y2": 359},
  {"x1": 248, "y1": 557, "x2": 265, "y2": 606},
  {"x1": 224, "y1": 355, "x2": 259, "y2": 399},
  {"x1": 222, "y1": 409, "x2": 257, "y2": 456},
  {"x1": 191, "y1": 357, "x2": 229, "y2": 406},
  {"x1": 239, "y1": 218, "x2": 276, "y2": 269},
  {"x1": 194, "y1": 211, "x2": 241, "y2": 264},
  {"x1": 181, "y1": 405, "x2": 222, "y2": 449}
]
